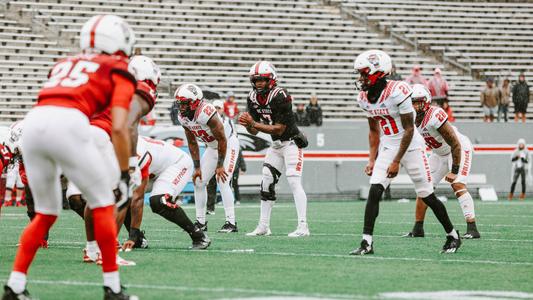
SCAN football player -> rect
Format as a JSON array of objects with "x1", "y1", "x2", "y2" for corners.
[
  {"x1": 66, "y1": 55, "x2": 160, "y2": 265},
  {"x1": 404, "y1": 84, "x2": 480, "y2": 239},
  {"x1": 0, "y1": 142, "x2": 13, "y2": 216},
  {"x1": 239, "y1": 61, "x2": 310, "y2": 237},
  {"x1": 349, "y1": 50, "x2": 461, "y2": 255},
  {"x1": 176, "y1": 83, "x2": 240, "y2": 233},
  {"x1": 3, "y1": 15, "x2": 138, "y2": 300},
  {"x1": 121, "y1": 136, "x2": 211, "y2": 251}
]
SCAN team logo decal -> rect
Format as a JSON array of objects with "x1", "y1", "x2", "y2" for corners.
[{"x1": 367, "y1": 53, "x2": 380, "y2": 68}]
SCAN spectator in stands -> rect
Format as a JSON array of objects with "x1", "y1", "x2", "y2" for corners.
[
  {"x1": 223, "y1": 91, "x2": 239, "y2": 121},
  {"x1": 427, "y1": 68, "x2": 449, "y2": 106},
  {"x1": 389, "y1": 63, "x2": 402, "y2": 81},
  {"x1": 498, "y1": 78, "x2": 511, "y2": 122},
  {"x1": 509, "y1": 138, "x2": 531, "y2": 201},
  {"x1": 512, "y1": 74, "x2": 529, "y2": 123},
  {"x1": 294, "y1": 103, "x2": 309, "y2": 126},
  {"x1": 404, "y1": 65, "x2": 428, "y2": 87},
  {"x1": 306, "y1": 93, "x2": 323, "y2": 126},
  {"x1": 169, "y1": 101, "x2": 180, "y2": 125},
  {"x1": 442, "y1": 100, "x2": 455, "y2": 122},
  {"x1": 480, "y1": 78, "x2": 500, "y2": 122},
  {"x1": 134, "y1": 47, "x2": 142, "y2": 56}
]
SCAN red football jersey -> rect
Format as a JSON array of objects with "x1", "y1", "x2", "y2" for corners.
[
  {"x1": 37, "y1": 53, "x2": 136, "y2": 117},
  {"x1": 90, "y1": 109, "x2": 112, "y2": 137},
  {"x1": 135, "y1": 81, "x2": 157, "y2": 110},
  {"x1": 18, "y1": 161, "x2": 27, "y2": 186}
]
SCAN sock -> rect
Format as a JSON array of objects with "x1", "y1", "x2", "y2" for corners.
[
  {"x1": 13, "y1": 213, "x2": 57, "y2": 274},
  {"x1": 92, "y1": 205, "x2": 118, "y2": 273},
  {"x1": 421, "y1": 193, "x2": 454, "y2": 233},
  {"x1": 123, "y1": 206, "x2": 132, "y2": 233},
  {"x1": 413, "y1": 220, "x2": 424, "y2": 232},
  {"x1": 219, "y1": 181, "x2": 236, "y2": 224},
  {"x1": 103, "y1": 271, "x2": 121, "y2": 294},
  {"x1": 362, "y1": 234, "x2": 373, "y2": 245},
  {"x1": 7, "y1": 271, "x2": 27, "y2": 294},
  {"x1": 457, "y1": 192, "x2": 475, "y2": 220},
  {"x1": 260, "y1": 200, "x2": 274, "y2": 227},
  {"x1": 86, "y1": 240, "x2": 99, "y2": 254},
  {"x1": 194, "y1": 184, "x2": 207, "y2": 224},
  {"x1": 161, "y1": 206, "x2": 196, "y2": 234},
  {"x1": 363, "y1": 184, "x2": 384, "y2": 235},
  {"x1": 467, "y1": 221, "x2": 478, "y2": 233},
  {"x1": 447, "y1": 229, "x2": 459, "y2": 239},
  {"x1": 287, "y1": 176, "x2": 307, "y2": 224}
]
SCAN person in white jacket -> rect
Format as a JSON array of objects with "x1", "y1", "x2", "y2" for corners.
[{"x1": 509, "y1": 138, "x2": 531, "y2": 200}]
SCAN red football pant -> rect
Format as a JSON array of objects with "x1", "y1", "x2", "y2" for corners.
[
  {"x1": 92, "y1": 205, "x2": 118, "y2": 273},
  {"x1": 13, "y1": 213, "x2": 57, "y2": 274}
]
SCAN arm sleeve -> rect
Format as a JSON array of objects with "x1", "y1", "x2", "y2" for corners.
[
  {"x1": 272, "y1": 94, "x2": 294, "y2": 125},
  {"x1": 111, "y1": 73, "x2": 136, "y2": 110},
  {"x1": 247, "y1": 99, "x2": 261, "y2": 122}
]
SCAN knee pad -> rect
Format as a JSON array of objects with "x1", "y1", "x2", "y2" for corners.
[
  {"x1": 368, "y1": 184, "x2": 385, "y2": 203},
  {"x1": 261, "y1": 163, "x2": 281, "y2": 201},
  {"x1": 149, "y1": 194, "x2": 178, "y2": 214}
]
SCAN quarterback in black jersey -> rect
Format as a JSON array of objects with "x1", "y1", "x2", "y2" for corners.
[{"x1": 239, "y1": 61, "x2": 310, "y2": 237}]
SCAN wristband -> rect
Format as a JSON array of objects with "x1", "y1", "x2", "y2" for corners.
[
  {"x1": 217, "y1": 156, "x2": 225, "y2": 168},
  {"x1": 193, "y1": 160, "x2": 200, "y2": 168},
  {"x1": 451, "y1": 164, "x2": 460, "y2": 175},
  {"x1": 248, "y1": 121, "x2": 256, "y2": 130}
]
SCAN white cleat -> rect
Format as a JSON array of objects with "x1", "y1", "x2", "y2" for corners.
[
  {"x1": 246, "y1": 224, "x2": 272, "y2": 236},
  {"x1": 116, "y1": 255, "x2": 136, "y2": 266},
  {"x1": 83, "y1": 248, "x2": 102, "y2": 264},
  {"x1": 288, "y1": 223, "x2": 310, "y2": 238}
]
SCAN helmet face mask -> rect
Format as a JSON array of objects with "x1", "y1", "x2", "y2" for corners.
[
  {"x1": 249, "y1": 61, "x2": 278, "y2": 95},
  {"x1": 174, "y1": 83, "x2": 203, "y2": 119},
  {"x1": 355, "y1": 67, "x2": 384, "y2": 91},
  {"x1": 412, "y1": 97, "x2": 430, "y2": 116},
  {"x1": 410, "y1": 84, "x2": 432, "y2": 117}
]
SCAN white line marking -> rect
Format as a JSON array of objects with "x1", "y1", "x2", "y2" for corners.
[{"x1": 28, "y1": 279, "x2": 364, "y2": 299}]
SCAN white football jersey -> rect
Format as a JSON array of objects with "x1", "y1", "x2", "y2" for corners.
[
  {"x1": 357, "y1": 80, "x2": 425, "y2": 149},
  {"x1": 178, "y1": 101, "x2": 219, "y2": 149},
  {"x1": 137, "y1": 136, "x2": 188, "y2": 177},
  {"x1": 417, "y1": 106, "x2": 469, "y2": 156}
]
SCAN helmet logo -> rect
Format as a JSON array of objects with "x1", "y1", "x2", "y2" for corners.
[
  {"x1": 187, "y1": 85, "x2": 198, "y2": 97},
  {"x1": 367, "y1": 54, "x2": 380, "y2": 68}
]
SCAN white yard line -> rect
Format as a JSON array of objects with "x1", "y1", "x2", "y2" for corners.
[{"x1": 27, "y1": 279, "x2": 363, "y2": 299}]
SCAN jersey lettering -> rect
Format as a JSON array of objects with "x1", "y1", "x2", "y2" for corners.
[
  {"x1": 260, "y1": 113, "x2": 273, "y2": 125},
  {"x1": 435, "y1": 110, "x2": 447, "y2": 122},
  {"x1": 203, "y1": 105, "x2": 214, "y2": 117},
  {"x1": 424, "y1": 136, "x2": 443, "y2": 149},
  {"x1": 374, "y1": 115, "x2": 399, "y2": 135},
  {"x1": 44, "y1": 60, "x2": 100, "y2": 88}
]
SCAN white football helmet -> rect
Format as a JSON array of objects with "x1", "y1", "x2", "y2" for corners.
[
  {"x1": 8, "y1": 121, "x2": 24, "y2": 155},
  {"x1": 353, "y1": 50, "x2": 392, "y2": 91},
  {"x1": 129, "y1": 55, "x2": 161, "y2": 86},
  {"x1": 174, "y1": 83, "x2": 203, "y2": 117},
  {"x1": 80, "y1": 15, "x2": 135, "y2": 57},
  {"x1": 411, "y1": 84, "x2": 432, "y2": 114},
  {"x1": 249, "y1": 61, "x2": 278, "y2": 93}
]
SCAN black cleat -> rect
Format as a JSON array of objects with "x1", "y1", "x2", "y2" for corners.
[
  {"x1": 441, "y1": 230, "x2": 462, "y2": 254},
  {"x1": 217, "y1": 221, "x2": 238, "y2": 233},
  {"x1": 103, "y1": 286, "x2": 138, "y2": 300},
  {"x1": 2, "y1": 285, "x2": 32, "y2": 300},
  {"x1": 194, "y1": 220, "x2": 208, "y2": 232},
  {"x1": 349, "y1": 239, "x2": 374, "y2": 256},
  {"x1": 190, "y1": 228, "x2": 211, "y2": 250},
  {"x1": 463, "y1": 222, "x2": 481, "y2": 239},
  {"x1": 402, "y1": 231, "x2": 425, "y2": 238}
]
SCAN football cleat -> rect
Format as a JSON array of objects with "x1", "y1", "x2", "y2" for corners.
[
  {"x1": 441, "y1": 231, "x2": 462, "y2": 254},
  {"x1": 217, "y1": 221, "x2": 238, "y2": 233},
  {"x1": 349, "y1": 239, "x2": 374, "y2": 255},
  {"x1": 402, "y1": 231, "x2": 425, "y2": 238},
  {"x1": 246, "y1": 224, "x2": 272, "y2": 236},
  {"x1": 206, "y1": 210, "x2": 215, "y2": 215},
  {"x1": 103, "y1": 286, "x2": 138, "y2": 300},
  {"x1": 463, "y1": 222, "x2": 480, "y2": 239},
  {"x1": 194, "y1": 220, "x2": 208, "y2": 232},
  {"x1": 288, "y1": 222, "x2": 310, "y2": 237},
  {"x1": 83, "y1": 248, "x2": 102, "y2": 264},
  {"x1": 190, "y1": 229, "x2": 211, "y2": 250},
  {"x1": 2, "y1": 285, "x2": 32, "y2": 300},
  {"x1": 116, "y1": 255, "x2": 136, "y2": 266}
]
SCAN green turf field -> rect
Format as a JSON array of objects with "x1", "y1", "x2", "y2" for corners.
[{"x1": 1, "y1": 199, "x2": 532, "y2": 300}]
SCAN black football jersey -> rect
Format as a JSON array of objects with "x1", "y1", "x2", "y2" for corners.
[{"x1": 247, "y1": 87, "x2": 299, "y2": 141}]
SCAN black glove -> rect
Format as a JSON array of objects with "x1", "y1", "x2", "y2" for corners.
[
  {"x1": 115, "y1": 171, "x2": 132, "y2": 210},
  {"x1": 128, "y1": 228, "x2": 148, "y2": 249},
  {"x1": 292, "y1": 131, "x2": 309, "y2": 149}
]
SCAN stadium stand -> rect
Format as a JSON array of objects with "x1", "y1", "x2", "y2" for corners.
[{"x1": 0, "y1": 0, "x2": 531, "y2": 123}]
